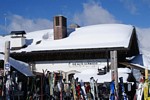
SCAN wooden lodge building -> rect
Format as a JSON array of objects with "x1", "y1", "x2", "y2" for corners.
[
  {"x1": 7, "y1": 16, "x2": 140, "y2": 83},
  {"x1": 0, "y1": 15, "x2": 142, "y2": 100}
]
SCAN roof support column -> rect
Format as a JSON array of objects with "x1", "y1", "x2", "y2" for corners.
[
  {"x1": 110, "y1": 50, "x2": 119, "y2": 97},
  {"x1": 3, "y1": 41, "x2": 11, "y2": 97},
  {"x1": 4, "y1": 41, "x2": 10, "y2": 75}
]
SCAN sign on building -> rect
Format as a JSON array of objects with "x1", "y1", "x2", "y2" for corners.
[{"x1": 5, "y1": 62, "x2": 10, "y2": 71}]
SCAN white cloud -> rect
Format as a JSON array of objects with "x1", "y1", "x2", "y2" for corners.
[
  {"x1": 136, "y1": 27, "x2": 150, "y2": 54},
  {"x1": 73, "y1": 1, "x2": 119, "y2": 26},
  {"x1": 119, "y1": 0, "x2": 138, "y2": 15},
  {"x1": 3, "y1": 14, "x2": 53, "y2": 33}
]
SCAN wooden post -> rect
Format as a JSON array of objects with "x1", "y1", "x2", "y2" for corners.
[
  {"x1": 4, "y1": 41, "x2": 10, "y2": 76},
  {"x1": 145, "y1": 68, "x2": 148, "y2": 80},
  {"x1": 3, "y1": 41, "x2": 10, "y2": 97},
  {"x1": 110, "y1": 51, "x2": 119, "y2": 97},
  {"x1": 144, "y1": 68, "x2": 149, "y2": 99},
  {"x1": 106, "y1": 50, "x2": 109, "y2": 72},
  {"x1": 113, "y1": 50, "x2": 119, "y2": 96},
  {"x1": 110, "y1": 51, "x2": 114, "y2": 80}
]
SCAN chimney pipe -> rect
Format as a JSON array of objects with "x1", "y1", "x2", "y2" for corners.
[{"x1": 53, "y1": 16, "x2": 67, "y2": 40}]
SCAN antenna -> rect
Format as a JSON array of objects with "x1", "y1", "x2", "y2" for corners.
[{"x1": 4, "y1": 14, "x2": 7, "y2": 33}]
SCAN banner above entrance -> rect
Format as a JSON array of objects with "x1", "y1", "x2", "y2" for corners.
[{"x1": 35, "y1": 59, "x2": 110, "y2": 73}]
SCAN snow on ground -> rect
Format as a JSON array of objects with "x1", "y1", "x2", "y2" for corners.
[{"x1": 74, "y1": 68, "x2": 131, "y2": 83}]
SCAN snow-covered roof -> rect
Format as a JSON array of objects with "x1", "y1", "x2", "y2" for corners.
[
  {"x1": 0, "y1": 54, "x2": 34, "y2": 76},
  {"x1": 0, "y1": 24, "x2": 134, "y2": 53},
  {"x1": 5, "y1": 24, "x2": 133, "y2": 52},
  {"x1": 130, "y1": 54, "x2": 150, "y2": 70}
]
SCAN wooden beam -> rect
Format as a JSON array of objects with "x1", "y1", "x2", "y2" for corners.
[{"x1": 119, "y1": 62, "x2": 145, "y2": 71}]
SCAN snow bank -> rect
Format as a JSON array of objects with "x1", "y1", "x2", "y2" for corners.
[{"x1": 74, "y1": 68, "x2": 131, "y2": 83}]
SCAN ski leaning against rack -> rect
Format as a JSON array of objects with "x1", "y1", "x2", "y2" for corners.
[
  {"x1": 50, "y1": 72, "x2": 54, "y2": 98},
  {"x1": 71, "y1": 77, "x2": 77, "y2": 100},
  {"x1": 110, "y1": 80, "x2": 115, "y2": 100},
  {"x1": 48, "y1": 71, "x2": 54, "y2": 100},
  {"x1": 80, "y1": 80, "x2": 87, "y2": 100},
  {"x1": 95, "y1": 79, "x2": 100, "y2": 100},
  {"x1": 119, "y1": 77, "x2": 128, "y2": 100},
  {"x1": 26, "y1": 77, "x2": 30, "y2": 100},
  {"x1": 42, "y1": 69, "x2": 50, "y2": 100},
  {"x1": 42, "y1": 69, "x2": 46, "y2": 98},
  {"x1": 53, "y1": 72, "x2": 56, "y2": 98},
  {"x1": 90, "y1": 77, "x2": 95, "y2": 100},
  {"x1": 136, "y1": 81, "x2": 144, "y2": 100},
  {"x1": 57, "y1": 71, "x2": 63, "y2": 100},
  {"x1": 11, "y1": 71, "x2": 19, "y2": 100},
  {"x1": 75, "y1": 77, "x2": 82, "y2": 99}
]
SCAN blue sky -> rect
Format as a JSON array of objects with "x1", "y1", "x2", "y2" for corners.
[{"x1": 0, "y1": 0, "x2": 150, "y2": 35}]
